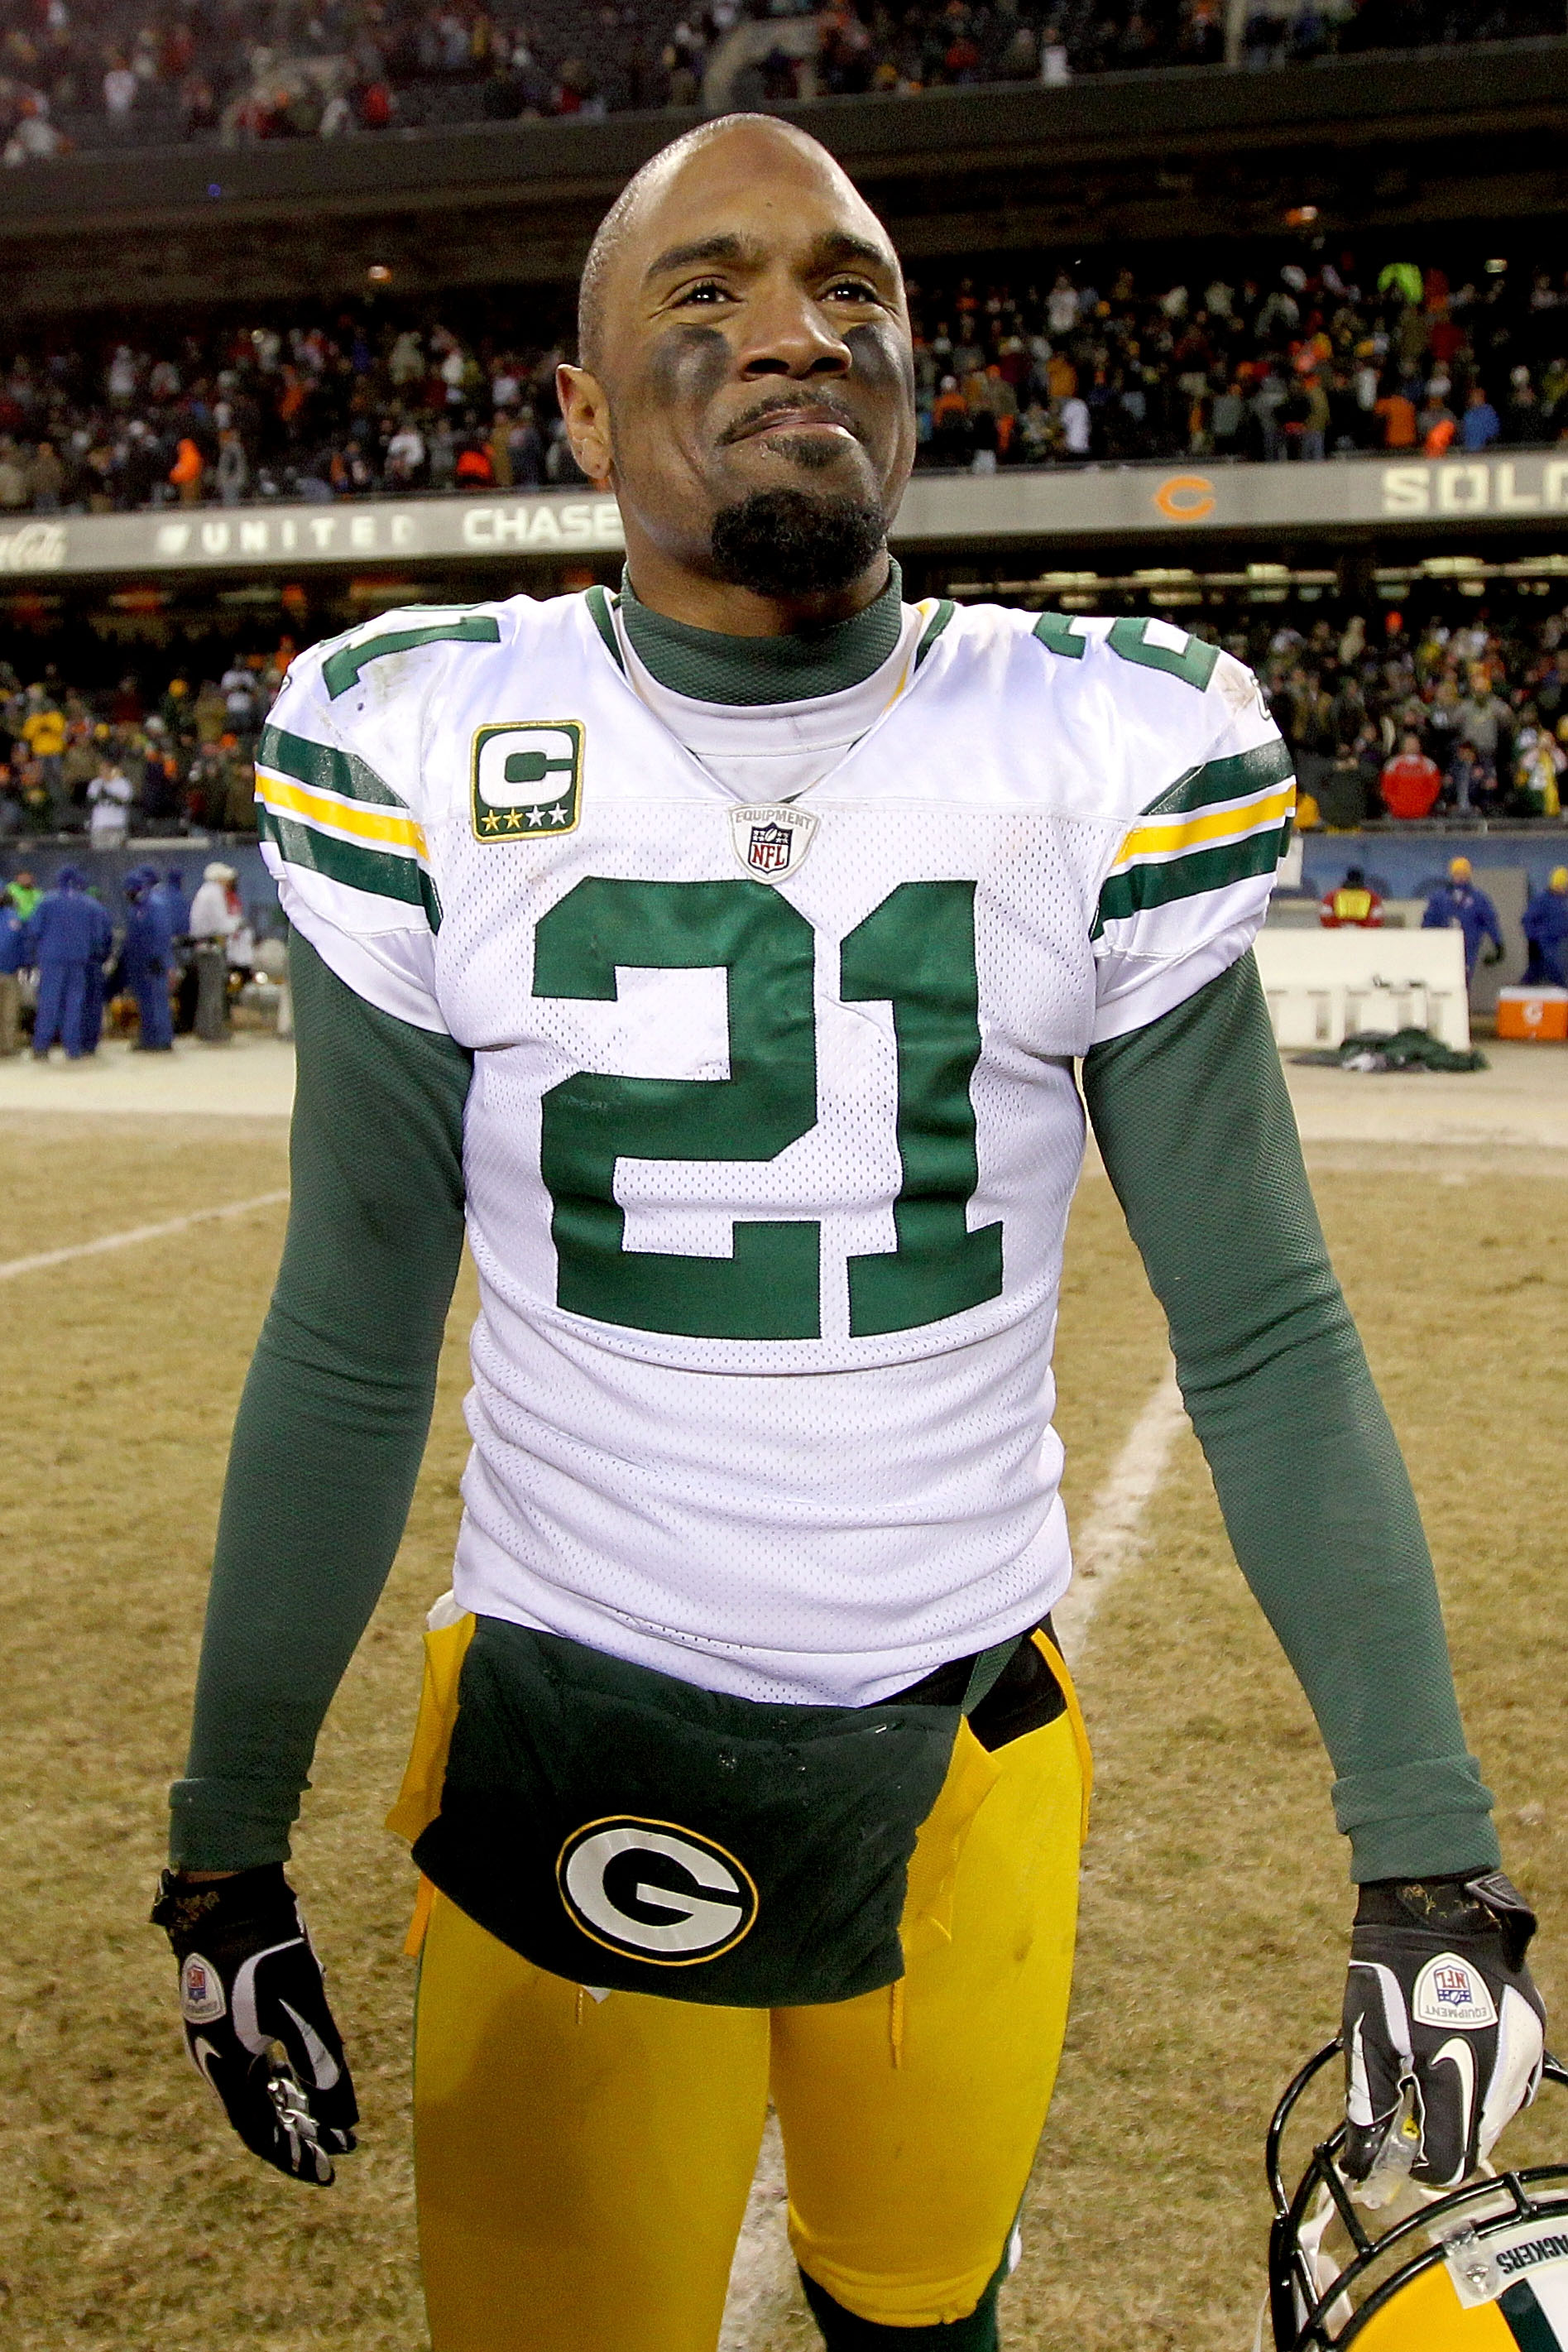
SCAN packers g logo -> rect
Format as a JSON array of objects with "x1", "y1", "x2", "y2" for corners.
[
  {"x1": 472, "y1": 720, "x2": 583, "y2": 842},
  {"x1": 556, "y1": 1816, "x2": 759, "y2": 1964}
]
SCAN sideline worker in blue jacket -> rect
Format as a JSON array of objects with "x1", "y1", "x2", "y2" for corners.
[
  {"x1": 0, "y1": 895, "x2": 28, "y2": 1056},
  {"x1": 153, "y1": 866, "x2": 196, "y2": 1033},
  {"x1": 1522, "y1": 867, "x2": 1568, "y2": 988},
  {"x1": 151, "y1": 866, "x2": 192, "y2": 939},
  {"x1": 78, "y1": 882, "x2": 114, "y2": 1056},
  {"x1": 27, "y1": 866, "x2": 113, "y2": 1060},
  {"x1": 1422, "y1": 854, "x2": 1504, "y2": 979},
  {"x1": 118, "y1": 866, "x2": 175, "y2": 1051}
]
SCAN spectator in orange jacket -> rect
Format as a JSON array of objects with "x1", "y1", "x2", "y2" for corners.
[
  {"x1": 170, "y1": 436, "x2": 204, "y2": 504},
  {"x1": 1320, "y1": 866, "x2": 1384, "y2": 928},
  {"x1": 1374, "y1": 386, "x2": 1417, "y2": 449},
  {"x1": 1379, "y1": 730, "x2": 1442, "y2": 820}
]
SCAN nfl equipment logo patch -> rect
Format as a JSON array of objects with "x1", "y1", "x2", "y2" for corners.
[
  {"x1": 472, "y1": 721, "x2": 583, "y2": 841},
  {"x1": 1413, "y1": 1952, "x2": 1498, "y2": 2028},
  {"x1": 180, "y1": 1952, "x2": 227, "y2": 2024},
  {"x1": 726, "y1": 802, "x2": 819, "y2": 884}
]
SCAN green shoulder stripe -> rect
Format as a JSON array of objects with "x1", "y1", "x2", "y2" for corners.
[
  {"x1": 1143, "y1": 738, "x2": 1297, "y2": 820},
  {"x1": 257, "y1": 722, "x2": 405, "y2": 810},
  {"x1": 584, "y1": 583, "x2": 626, "y2": 672},
  {"x1": 1094, "y1": 822, "x2": 1288, "y2": 933},
  {"x1": 914, "y1": 599, "x2": 956, "y2": 668},
  {"x1": 259, "y1": 804, "x2": 443, "y2": 931},
  {"x1": 322, "y1": 615, "x2": 501, "y2": 701}
]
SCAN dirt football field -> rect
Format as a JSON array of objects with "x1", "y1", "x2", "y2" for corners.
[{"x1": 2, "y1": 1100, "x2": 1564, "y2": 2351}]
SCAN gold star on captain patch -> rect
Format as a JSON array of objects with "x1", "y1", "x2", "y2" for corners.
[{"x1": 481, "y1": 809, "x2": 504, "y2": 834}]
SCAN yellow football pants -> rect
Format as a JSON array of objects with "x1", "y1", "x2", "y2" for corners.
[{"x1": 406, "y1": 1634, "x2": 1089, "y2": 2352}]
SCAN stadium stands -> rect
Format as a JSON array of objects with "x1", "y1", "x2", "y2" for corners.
[
  {"x1": 0, "y1": 0, "x2": 1561, "y2": 162},
  {"x1": 1, "y1": 241, "x2": 1565, "y2": 514}
]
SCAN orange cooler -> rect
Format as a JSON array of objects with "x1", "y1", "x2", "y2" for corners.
[{"x1": 1495, "y1": 986, "x2": 1568, "y2": 1040}]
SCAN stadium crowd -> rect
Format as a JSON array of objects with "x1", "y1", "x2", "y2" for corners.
[
  {"x1": 0, "y1": 650, "x2": 284, "y2": 842},
  {"x1": 907, "y1": 249, "x2": 1568, "y2": 473},
  {"x1": 1260, "y1": 601, "x2": 1568, "y2": 826},
  {"x1": 2, "y1": 244, "x2": 1567, "y2": 511},
  {"x1": 4, "y1": 591, "x2": 1568, "y2": 845},
  {"x1": 741, "y1": 0, "x2": 1556, "y2": 103},
  {"x1": 0, "y1": 0, "x2": 1558, "y2": 164}
]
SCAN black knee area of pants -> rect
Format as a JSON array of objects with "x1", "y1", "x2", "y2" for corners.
[{"x1": 798, "y1": 2267, "x2": 1001, "y2": 2350}]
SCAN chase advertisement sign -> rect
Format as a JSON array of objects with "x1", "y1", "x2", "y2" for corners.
[{"x1": 7, "y1": 455, "x2": 1568, "y2": 581}]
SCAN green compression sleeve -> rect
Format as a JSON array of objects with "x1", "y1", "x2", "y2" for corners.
[
  {"x1": 168, "y1": 936, "x2": 471, "y2": 1870},
  {"x1": 1081, "y1": 952, "x2": 1498, "y2": 1883}
]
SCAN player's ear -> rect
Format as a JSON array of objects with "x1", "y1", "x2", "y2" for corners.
[{"x1": 557, "y1": 363, "x2": 612, "y2": 487}]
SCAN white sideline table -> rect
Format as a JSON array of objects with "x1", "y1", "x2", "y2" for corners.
[{"x1": 1252, "y1": 928, "x2": 1470, "y2": 1051}]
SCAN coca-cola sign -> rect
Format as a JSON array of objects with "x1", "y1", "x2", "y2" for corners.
[{"x1": 0, "y1": 520, "x2": 67, "y2": 573}]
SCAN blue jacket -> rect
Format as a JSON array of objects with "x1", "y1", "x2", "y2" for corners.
[
  {"x1": 122, "y1": 898, "x2": 172, "y2": 972},
  {"x1": 0, "y1": 905, "x2": 26, "y2": 975},
  {"x1": 1459, "y1": 401, "x2": 1501, "y2": 453},
  {"x1": 27, "y1": 875, "x2": 113, "y2": 967},
  {"x1": 1422, "y1": 881, "x2": 1503, "y2": 967},
  {"x1": 1522, "y1": 886, "x2": 1568, "y2": 953},
  {"x1": 151, "y1": 876, "x2": 192, "y2": 937}
]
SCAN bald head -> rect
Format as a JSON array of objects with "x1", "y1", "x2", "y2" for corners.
[
  {"x1": 577, "y1": 115, "x2": 894, "y2": 375},
  {"x1": 558, "y1": 113, "x2": 914, "y2": 630}
]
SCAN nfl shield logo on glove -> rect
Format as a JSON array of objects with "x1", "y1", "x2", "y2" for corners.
[
  {"x1": 1413, "y1": 1953, "x2": 1499, "y2": 2028},
  {"x1": 728, "y1": 803, "x2": 818, "y2": 883},
  {"x1": 180, "y1": 1953, "x2": 227, "y2": 2024}
]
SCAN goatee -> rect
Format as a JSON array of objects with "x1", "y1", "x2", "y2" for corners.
[{"x1": 709, "y1": 489, "x2": 888, "y2": 598}]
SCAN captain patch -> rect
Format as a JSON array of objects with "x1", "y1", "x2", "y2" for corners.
[{"x1": 472, "y1": 722, "x2": 583, "y2": 841}]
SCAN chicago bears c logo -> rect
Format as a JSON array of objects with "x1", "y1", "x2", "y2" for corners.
[{"x1": 556, "y1": 1817, "x2": 759, "y2": 1964}]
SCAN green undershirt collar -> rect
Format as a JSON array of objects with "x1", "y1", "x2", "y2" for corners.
[{"x1": 616, "y1": 560, "x2": 904, "y2": 706}]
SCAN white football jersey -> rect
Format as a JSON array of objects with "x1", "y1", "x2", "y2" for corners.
[{"x1": 257, "y1": 588, "x2": 1294, "y2": 1705}]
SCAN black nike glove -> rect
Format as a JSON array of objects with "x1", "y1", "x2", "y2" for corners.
[
  {"x1": 151, "y1": 1864, "x2": 358, "y2": 2186},
  {"x1": 1342, "y1": 1869, "x2": 1545, "y2": 2189}
]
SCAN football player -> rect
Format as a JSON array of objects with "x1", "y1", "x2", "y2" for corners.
[{"x1": 154, "y1": 118, "x2": 1543, "y2": 2351}]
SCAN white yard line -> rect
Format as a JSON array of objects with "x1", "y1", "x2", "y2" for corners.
[
  {"x1": 720, "y1": 2115, "x2": 794, "y2": 2352},
  {"x1": 0, "y1": 1191, "x2": 289, "y2": 1283},
  {"x1": 1052, "y1": 1361, "x2": 1187, "y2": 1664},
  {"x1": 719, "y1": 1359, "x2": 1188, "y2": 2345}
]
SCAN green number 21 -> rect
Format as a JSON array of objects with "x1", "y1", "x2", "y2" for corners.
[{"x1": 535, "y1": 877, "x2": 1003, "y2": 1342}]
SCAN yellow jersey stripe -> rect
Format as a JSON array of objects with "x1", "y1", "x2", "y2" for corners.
[
  {"x1": 255, "y1": 770, "x2": 429, "y2": 859},
  {"x1": 1112, "y1": 781, "x2": 1296, "y2": 871}
]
